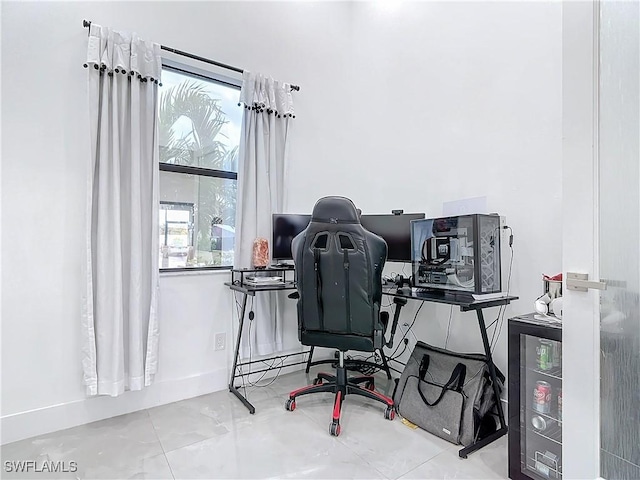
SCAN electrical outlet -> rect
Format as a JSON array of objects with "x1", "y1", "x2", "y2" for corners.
[{"x1": 214, "y1": 333, "x2": 226, "y2": 351}]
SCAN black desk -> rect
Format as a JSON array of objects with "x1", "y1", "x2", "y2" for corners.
[
  {"x1": 383, "y1": 287, "x2": 518, "y2": 459},
  {"x1": 226, "y1": 277, "x2": 516, "y2": 458},
  {"x1": 225, "y1": 279, "x2": 308, "y2": 414}
]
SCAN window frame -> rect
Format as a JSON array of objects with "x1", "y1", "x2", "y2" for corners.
[
  {"x1": 160, "y1": 201, "x2": 195, "y2": 249},
  {"x1": 158, "y1": 63, "x2": 241, "y2": 273}
]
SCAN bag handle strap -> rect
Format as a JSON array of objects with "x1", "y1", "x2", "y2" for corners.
[
  {"x1": 417, "y1": 361, "x2": 467, "y2": 407},
  {"x1": 419, "y1": 354, "x2": 430, "y2": 379}
]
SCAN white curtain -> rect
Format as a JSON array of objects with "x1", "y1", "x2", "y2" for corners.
[
  {"x1": 235, "y1": 72, "x2": 295, "y2": 356},
  {"x1": 82, "y1": 24, "x2": 161, "y2": 396}
]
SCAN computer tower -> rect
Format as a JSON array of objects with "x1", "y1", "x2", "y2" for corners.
[{"x1": 411, "y1": 214, "x2": 501, "y2": 294}]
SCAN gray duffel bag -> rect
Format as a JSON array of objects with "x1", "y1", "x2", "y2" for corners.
[{"x1": 393, "y1": 341, "x2": 504, "y2": 446}]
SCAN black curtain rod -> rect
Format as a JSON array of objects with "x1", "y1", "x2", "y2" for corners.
[{"x1": 82, "y1": 20, "x2": 300, "y2": 91}]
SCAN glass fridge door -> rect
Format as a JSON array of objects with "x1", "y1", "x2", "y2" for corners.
[{"x1": 520, "y1": 333, "x2": 563, "y2": 479}]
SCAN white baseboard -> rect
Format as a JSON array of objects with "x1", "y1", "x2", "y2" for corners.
[
  {"x1": 1, "y1": 368, "x2": 229, "y2": 445},
  {"x1": 1, "y1": 356, "x2": 317, "y2": 446},
  {"x1": 0, "y1": 348, "x2": 352, "y2": 446}
]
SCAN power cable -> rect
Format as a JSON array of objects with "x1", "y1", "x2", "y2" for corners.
[
  {"x1": 444, "y1": 305, "x2": 454, "y2": 349},
  {"x1": 389, "y1": 302, "x2": 424, "y2": 359},
  {"x1": 490, "y1": 228, "x2": 514, "y2": 352}
]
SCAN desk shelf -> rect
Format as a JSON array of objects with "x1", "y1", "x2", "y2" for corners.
[
  {"x1": 230, "y1": 267, "x2": 296, "y2": 292},
  {"x1": 383, "y1": 287, "x2": 518, "y2": 311},
  {"x1": 225, "y1": 272, "x2": 303, "y2": 414}
]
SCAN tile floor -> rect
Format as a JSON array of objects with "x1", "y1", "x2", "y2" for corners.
[{"x1": 1, "y1": 368, "x2": 508, "y2": 479}]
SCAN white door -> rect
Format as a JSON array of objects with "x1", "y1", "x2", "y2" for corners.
[{"x1": 562, "y1": 2, "x2": 639, "y2": 479}]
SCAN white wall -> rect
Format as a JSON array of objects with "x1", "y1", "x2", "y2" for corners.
[
  {"x1": 287, "y1": 1, "x2": 563, "y2": 374},
  {"x1": 0, "y1": 0, "x2": 351, "y2": 444},
  {"x1": 1, "y1": 1, "x2": 563, "y2": 444}
]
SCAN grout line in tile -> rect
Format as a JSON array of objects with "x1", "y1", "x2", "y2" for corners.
[
  {"x1": 146, "y1": 408, "x2": 176, "y2": 480},
  {"x1": 391, "y1": 446, "x2": 453, "y2": 480},
  {"x1": 155, "y1": 424, "x2": 232, "y2": 456}
]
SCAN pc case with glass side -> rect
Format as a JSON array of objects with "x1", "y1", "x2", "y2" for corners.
[
  {"x1": 508, "y1": 314, "x2": 563, "y2": 480},
  {"x1": 411, "y1": 214, "x2": 502, "y2": 295}
]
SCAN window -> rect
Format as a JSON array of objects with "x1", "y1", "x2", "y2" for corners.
[
  {"x1": 158, "y1": 65, "x2": 241, "y2": 269},
  {"x1": 159, "y1": 202, "x2": 194, "y2": 268}
]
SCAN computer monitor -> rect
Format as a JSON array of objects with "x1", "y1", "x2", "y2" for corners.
[
  {"x1": 360, "y1": 213, "x2": 426, "y2": 262},
  {"x1": 272, "y1": 214, "x2": 311, "y2": 261}
]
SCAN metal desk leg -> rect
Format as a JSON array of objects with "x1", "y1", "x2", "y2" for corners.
[
  {"x1": 305, "y1": 346, "x2": 315, "y2": 373},
  {"x1": 458, "y1": 308, "x2": 508, "y2": 458},
  {"x1": 228, "y1": 292, "x2": 256, "y2": 414},
  {"x1": 379, "y1": 348, "x2": 392, "y2": 379}
]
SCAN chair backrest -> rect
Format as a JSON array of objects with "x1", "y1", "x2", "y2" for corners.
[{"x1": 292, "y1": 196, "x2": 387, "y2": 351}]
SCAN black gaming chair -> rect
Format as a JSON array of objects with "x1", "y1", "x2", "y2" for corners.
[{"x1": 284, "y1": 196, "x2": 395, "y2": 436}]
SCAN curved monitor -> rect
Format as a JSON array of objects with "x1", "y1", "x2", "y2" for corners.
[
  {"x1": 272, "y1": 214, "x2": 311, "y2": 261},
  {"x1": 360, "y1": 213, "x2": 426, "y2": 262}
]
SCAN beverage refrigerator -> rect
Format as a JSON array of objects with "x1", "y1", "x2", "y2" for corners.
[{"x1": 508, "y1": 313, "x2": 563, "y2": 480}]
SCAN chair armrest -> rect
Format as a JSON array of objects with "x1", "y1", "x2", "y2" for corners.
[{"x1": 380, "y1": 311, "x2": 390, "y2": 331}]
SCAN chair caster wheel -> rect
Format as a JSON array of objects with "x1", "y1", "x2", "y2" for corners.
[
  {"x1": 329, "y1": 421, "x2": 341, "y2": 436},
  {"x1": 285, "y1": 399, "x2": 296, "y2": 411},
  {"x1": 384, "y1": 406, "x2": 395, "y2": 420},
  {"x1": 313, "y1": 378, "x2": 323, "y2": 385},
  {"x1": 365, "y1": 381, "x2": 375, "y2": 391}
]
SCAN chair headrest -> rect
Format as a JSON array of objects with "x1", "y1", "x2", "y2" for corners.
[{"x1": 311, "y1": 196, "x2": 361, "y2": 224}]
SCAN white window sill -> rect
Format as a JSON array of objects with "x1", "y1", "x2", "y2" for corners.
[{"x1": 159, "y1": 268, "x2": 231, "y2": 278}]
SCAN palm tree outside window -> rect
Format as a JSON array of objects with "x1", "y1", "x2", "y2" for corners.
[{"x1": 158, "y1": 65, "x2": 240, "y2": 270}]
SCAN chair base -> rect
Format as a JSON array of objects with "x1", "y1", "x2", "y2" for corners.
[
  {"x1": 285, "y1": 364, "x2": 395, "y2": 436},
  {"x1": 305, "y1": 346, "x2": 394, "y2": 379}
]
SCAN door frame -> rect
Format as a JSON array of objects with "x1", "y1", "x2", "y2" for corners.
[{"x1": 561, "y1": 1, "x2": 601, "y2": 478}]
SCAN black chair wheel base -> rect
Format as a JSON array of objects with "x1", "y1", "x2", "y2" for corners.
[
  {"x1": 384, "y1": 406, "x2": 395, "y2": 420},
  {"x1": 329, "y1": 421, "x2": 341, "y2": 436},
  {"x1": 285, "y1": 399, "x2": 296, "y2": 411}
]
